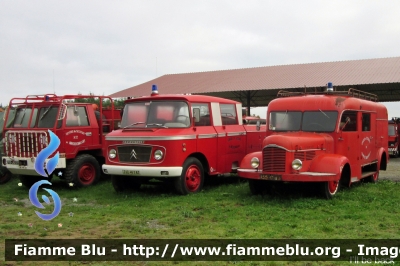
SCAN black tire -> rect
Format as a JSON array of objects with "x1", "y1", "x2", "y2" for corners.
[
  {"x1": 248, "y1": 179, "x2": 270, "y2": 195},
  {"x1": 365, "y1": 171, "x2": 379, "y2": 183},
  {"x1": 111, "y1": 175, "x2": 141, "y2": 192},
  {"x1": 320, "y1": 180, "x2": 339, "y2": 199},
  {"x1": 19, "y1": 175, "x2": 50, "y2": 188},
  {"x1": 174, "y1": 157, "x2": 204, "y2": 195},
  {"x1": 64, "y1": 154, "x2": 100, "y2": 187},
  {"x1": 0, "y1": 167, "x2": 12, "y2": 184}
]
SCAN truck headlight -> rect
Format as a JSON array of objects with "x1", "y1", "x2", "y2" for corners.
[
  {"x1": 154, "y1": 150, "x2": 164, "y2": 160},
  {"x1": 292, "y1": 159, "x2": 302, "y2": 170},
  {"x1": 109, "y1": 149, "x2": 117, "y2": 159},
  {"x1": 251, "y1": 157, "x2": 259, "y2": 169}
]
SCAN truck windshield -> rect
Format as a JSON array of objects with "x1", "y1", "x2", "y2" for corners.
[
  {"x1": 8, "y1": 106, "x2": 38, "y2": 128},
  {"x1": 6, "y1": 105, "x2": 59, "y2": 128},
  {"x1": 388, "y1": 125, "x2": 396, "y2": 136},
  {"x1": 269, "y1": 111, "x2": 302, "y2": 131},
  {"x1": 302, "y1": 111, "x2": 338, "y2": 132},
  {"x1": 269, "y1": 110, "x2": 338, "y2": 132},
  {"x1": 121, "y1": 101, "x2": 190, "y2": 128},
  {"x1": 37, "y1": 106, "x2": 59, "y2": 128}
]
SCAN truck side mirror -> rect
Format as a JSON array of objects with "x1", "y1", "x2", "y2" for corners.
[
  {"x1": 193, "y1": 108, "x2": 200, "y2": 123},
  {"x1": 256, "y1": 120, "x2": 261, "y2": 131}
]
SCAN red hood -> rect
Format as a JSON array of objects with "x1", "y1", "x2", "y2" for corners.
[{"x1": 263, "y1": 132, "x2": 334, "y2": 152}]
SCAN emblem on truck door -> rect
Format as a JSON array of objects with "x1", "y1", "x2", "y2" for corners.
[{"x1": 130, "y1": 149, "x2": 138, "y2": 160}]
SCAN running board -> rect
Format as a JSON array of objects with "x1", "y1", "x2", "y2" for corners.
[{"x1": 361, "y1": 171, "x2": 377, "y2": 178}]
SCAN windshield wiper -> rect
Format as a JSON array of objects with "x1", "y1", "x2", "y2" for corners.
[
  {"x1": 40, "y1": 105, "x2": 52, "y2": 121},
  {"x1": 319, "y1": 109, "x2": 329, "y2": 118},
  {"x1": 19, "y1": 108, "x2": 27, "y2": 124},
  {"x1": 280, "y1": 110, "x2": 288, "y2": 123},
  {"x1": 146, "y1": 123, "x2": 167, "y2": 128},
  {"x1": 123, "y1": 122, "x2": 145, "y2": 129}
]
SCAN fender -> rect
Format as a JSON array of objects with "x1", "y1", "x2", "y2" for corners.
[
  {"x1": 375, "y1": 147, "x2": 387, "y2": 170},
  {"x1": 308, "y1": 154, "x2": 349, "y2": 180},
  {"x1": 239, "y1": 151, "x2": 262, "y2": 169}
]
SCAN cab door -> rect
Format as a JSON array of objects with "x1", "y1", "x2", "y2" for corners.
[
  {"x1": 62, "y1": 105, "x2": 95, "y2": 156},
  {"x1": 359, "y1": 112, "x2": 376, "y2": 164},
  {"x1": 191, "y1": 103, "x2": 218, "y2": 175},
  {"x1": 337, "y1": 110, "x2": 360, "y2": 178},
  {"x1": 213, "y1": 103, "x2": 246, "y2": 173}
]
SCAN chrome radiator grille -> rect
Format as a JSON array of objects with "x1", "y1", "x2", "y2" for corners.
[
  {"x1": 4, "y1": 130, "x2": 48, "y2": 158},
  {"x1": 294, "y1": 150, "x2": 316, "y2": 161},
  {"x1": 263, "y1": 146, "x2": 286, "y2": 172},
  {"x1": 117, "y1": 145, "x2": 152, "y2": 163}
]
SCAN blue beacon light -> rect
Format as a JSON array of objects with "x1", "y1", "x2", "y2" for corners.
[
  {"x1": 327, "y1": 82, "x2": 333, "y2": 92},
  {"x1": 151, "y1": 84, "x2": 159, "y2": 96}
]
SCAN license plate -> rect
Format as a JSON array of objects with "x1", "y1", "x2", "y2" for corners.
[
  {"x1": 260, "y1": 174, "x2": 282, "y2": 181},
  {"x1": 122, "y1": 170, "x2": 140, "y2": 175},
  {"x1": 19, "y1": 160, "x2": 27, "y2": 166}
]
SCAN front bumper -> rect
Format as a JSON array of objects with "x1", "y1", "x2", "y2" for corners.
[
  {"x1": 238, "y1": 168, "x2": 338, "y2": 182},
  {"x1": 2, "y1": 157, "x2": 67, "y2": 176},
  {"x1": 102, "y1": 164, "x2": 183, "y2": 178}
]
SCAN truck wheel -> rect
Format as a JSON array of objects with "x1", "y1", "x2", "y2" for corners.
[
  {"x1": 366, "y1": 171, "x2": 379, "y2": 183},
  {"x1": 175, "y1": 157, "x2": 204, "y2": 195},
  {"x1": 0, "y1": 168, "x2": 12, "y2": 184},
  {"x1": 111, "y1": 175, "x2": 141, "y2": 192},
  {"x1": 64, "y1": 154, "x2": 100, "y2": 187},
  {"x1": 248, "y1": 179, "x2": 266, "y2": 195},
  {"x1": 320, "y1": 180, "x2": 339, "y2": 199},
  {"x1": 19, "y1": 175, "x2": 50, "y2": 188}
]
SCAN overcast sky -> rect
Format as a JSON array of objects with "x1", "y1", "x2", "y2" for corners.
[{"x1": 1, "y1": 0, "x2": 400, "y2": 118}]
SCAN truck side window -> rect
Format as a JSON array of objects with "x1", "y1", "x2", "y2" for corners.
[
  {"x1": 66, "y1": 106, "x2": 89, "y2": 127},
  {"x1": 192, "y1": 103, "x2": 211, "y2": 126},
  {"x1": 220, "y1": 104, "x2": 237, "y2": 125},
  {"x1": 340, "y1": 111, "x2": 357, "y2": 131},
  {"x1": 362, "y1": 113, "x2": 371, "y2": 131}
]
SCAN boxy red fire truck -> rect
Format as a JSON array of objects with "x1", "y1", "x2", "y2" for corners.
[
  {"x1": 1, "y1": 94, "x2": 121, "y2": 188},
  {"x1": 238, "y1": 84, "x2": 388, "y2": 199},
  {"x1": 101, "y1": 85, "x2": 267, "y2": 194},
  {"x1": 388, "y1": 117, "x2": 400, "y2": 157}
]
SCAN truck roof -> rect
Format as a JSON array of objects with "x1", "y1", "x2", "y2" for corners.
[
  {"x1": 268, "y1": 91, "x2": 387, "y2": 119},
  {"x1": 125, "y1": 94, "x2": 240, "y2": 104}
]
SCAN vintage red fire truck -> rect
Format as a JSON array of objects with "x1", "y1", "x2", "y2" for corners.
[
  {"x1": 1, "y1": 94, "x2": 120, "y2": 187},
  {"x1": 102, "y1": 85, "x2": 267, "y2": 194},
  {"x1": 238, "y1": 85, "x2": 388, "y2": 199},
  {"x1": 388, "y1": 117, "x2": 400, "y2": 157}
]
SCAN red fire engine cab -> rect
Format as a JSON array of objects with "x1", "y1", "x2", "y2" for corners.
[
  {"x1": 102, "y1": 85, "x2": 267, "y2": 194},
  {"x1": 1, "y1": 94, "x2": 120, "y2": 187},
  {"x1": 238, "y1": 84, "x2": 388, "y2": 199},
  {"x1": 388, "y1": 117, "x2": 400, "y2": 157}
]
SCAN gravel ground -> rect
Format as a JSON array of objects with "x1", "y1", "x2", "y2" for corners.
[{"x1": 381, "y1": 156, "x2": 400, "y2": 181}]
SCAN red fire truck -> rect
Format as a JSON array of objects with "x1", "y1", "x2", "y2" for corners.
[
  {"x1": 388, "y1": 117, "x2": 400, "y2": 157},
  {"x1": 102, "y1": 85, "x2": 267, "y2": 194},
  {"x1": 1, "y1": 94, "x2": 121, "y2": 188},
  {"x1": 238, "y1": 85, "x2": 388, "y2": 199}
]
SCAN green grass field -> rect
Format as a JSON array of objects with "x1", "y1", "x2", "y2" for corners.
[{"x1": 1, "y1": 175, "x2": 400, "y2": 265}]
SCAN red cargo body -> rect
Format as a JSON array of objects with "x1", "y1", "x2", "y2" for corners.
[
  {"x1": 1, "y1": 94, "x2": 121, "y2": 188},
  {"x1": 102, "y1": 89, "x2": 266, "y2": 194},
  {"x1": 238, "y1": 88, "x2": 388, "y2": 199}
]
